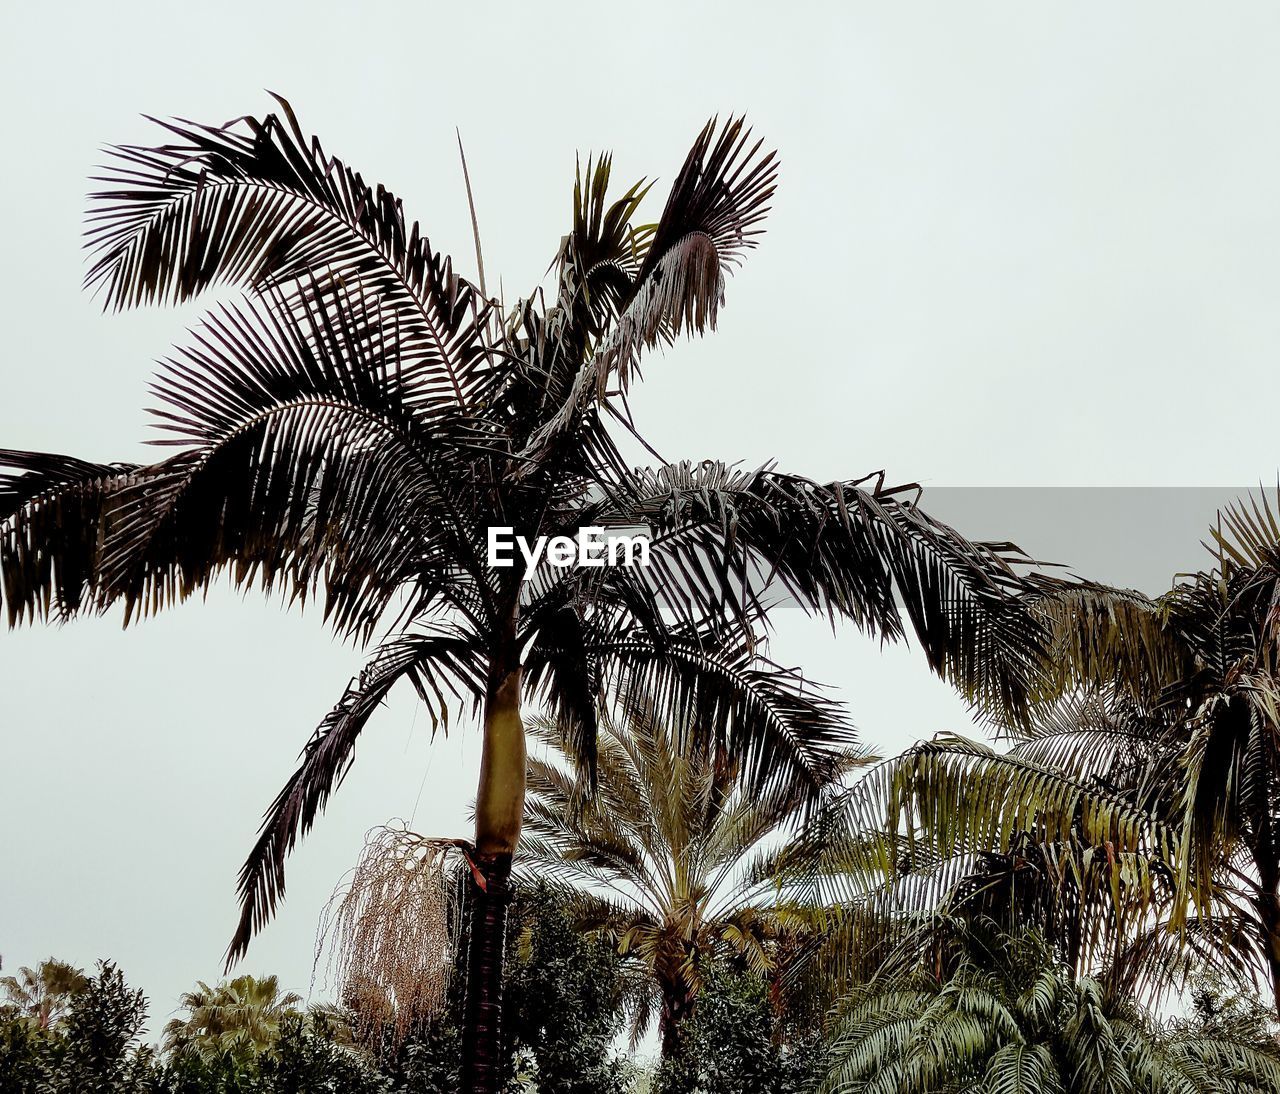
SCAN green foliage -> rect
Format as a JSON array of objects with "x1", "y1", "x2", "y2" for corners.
[
  {"x1": 503, "y1": 883, "x2": 632, "y2": 1094},
  {"x1": 521, "y1": 708, "x2": 860, "y2": 1056},
  {"x1": 377, "y1": 1023, "x2": 462, "y2": 1094},
  {"x1": 371, "y1": 880, "x2": 631, "y2": 1092},
  {"x1": 163, "y1": 974, "x2": 305, "y2": 1062},
  {"x1": 157, "y1": 1047, "x2": 261, "y2": 1094},
  {"x1": 256, "y1": 1016, "x2": 389, "y2": 1094},
  {"x1": 0, "y1": 958, "x2": 90, "y2": 1029},
  {"x1": 0, "y1": 1014, "x2": 55, "y2": 1094},
  {"x1": 39, "y1": 961, "x2": 152, "y2": 1094},
  {"x1": 154, "y1": 1015, "x2": 390, "y2": 1094},
  {"x1": 1181, "y1": 966, "x2": 1280, "y2": 1049},
  {"x1": 0, "y1": 961, "x2": 390, "y2": 1094},
  {"x1": 655, "y1": 965, "x2": 826, "y2": 1094},
  {"x1": 2, "y1": 916, "x2": 1279, "y2": 1094},
  {"x1": 848, "y1": 496, "x2": 1280, "y2": 1009},
  {"x1": 822, "y1": 926, "x2": 1280, "y2": 1094}
]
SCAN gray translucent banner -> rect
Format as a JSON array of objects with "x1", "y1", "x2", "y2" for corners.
[{"x1": 922, "y1": 486, "x2": 1257, "y2": 594}]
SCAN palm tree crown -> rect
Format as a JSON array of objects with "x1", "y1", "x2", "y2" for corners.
[
  {"x1": 519, "y1": 702, "x2": 866, "y2": 1057},
  {"x1": 163, "y1": 973, "x2": 303, "y2": 1060},
  {"x1": 0, "y1": 958, "x2": 89, "y2": 1030}
]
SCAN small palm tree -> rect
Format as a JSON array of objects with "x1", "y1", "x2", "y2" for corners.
[
  {"x1": 0, "y1": 99, "x2": 1040, "y2": 1091},
  {"x1": 163, "y1": 973, "x2": 303, "y2": 1060},
  {"x1": 519, "y1": 702, "x2": 866, "y2": 1059},
  {"x1": 0, "y1": 958, "x2": 88, "y2": 1030},
  {"x1": 822, "y1": 925, "x2": 1280, "y2": 1094}
]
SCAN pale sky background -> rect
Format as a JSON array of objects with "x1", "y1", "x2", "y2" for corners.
[{"x1": 2, "y1": 0, "x2": 1279, "y2": 1042}]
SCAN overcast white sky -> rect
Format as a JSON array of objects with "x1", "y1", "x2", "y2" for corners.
[{"x1": 3, "y1": 1, "x2": 1279, "y2": 1039}]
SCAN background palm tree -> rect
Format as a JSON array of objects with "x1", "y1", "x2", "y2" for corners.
[
  {"x1": 518, "y1": 702, "x2": 866, "y2": 1060},
  {"x1": 163, "y1": 973, "x2": 303, "y2": 1061},
  {"x1": 824, "y1": 491, "x2": 1280, "y2": 1011},
  {"x1": 821, "y1": 923, "x2": 1280, "y2": 1094},
  {"x1": 0, "y1": 99, "x2": 1042, "y2": 1091},
  {"x1": 0, "y1": 958, "x2": 88, "y2": 1030}
]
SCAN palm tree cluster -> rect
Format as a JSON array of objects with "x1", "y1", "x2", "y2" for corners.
[
  {"x1": 0, "y1": 98, "x2": 1039, "y2": 1092},
  {"x1": 834, "y1": 495, "x2": 1280, "y2": 1009},
  {"x1": 3, "y1": 98, "x2": 1280, "y2": 1091}
]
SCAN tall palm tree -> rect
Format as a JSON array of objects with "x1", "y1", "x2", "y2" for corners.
[
  {"x1": 0, "y1": 958, "x2": 88, "y2": 1030},
  {"x1": 519, "y1": 702, "x2": 866, "y2": 1059},
  {"x1": 0, "y1": 98, "x2": 1041, "y2": 1091},
  {"x1": 822, "y1": 924, "x2": 1280, "y2": 1094},
  {"x1": 831, "y1": 491, "x2": 1280, "y2": 1009},
  {"x1": 163, "y1": 973, "x2": 303, "y2": 1060}
]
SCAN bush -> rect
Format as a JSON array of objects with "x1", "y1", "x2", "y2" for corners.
[
  {"x1": 655, "y1": 966, "x2": 825, "y2": 1094},
  {"x1": 503, "y1": 884, "x2": 631, "y2": 1094},
  {"x1": 374, "y1": 879, "x2": 631, "y2": 1092},
  {"x1": 0, "y1": 1015, "x2": 56, "y2": 1094},
  {"x1": 0, "y1": 962, "x2": 155, "y2": 1094}
]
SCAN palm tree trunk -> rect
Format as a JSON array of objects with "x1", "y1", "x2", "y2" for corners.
[
  {"x1": 658, "y1": 979, "x2": 696, "y2": 1062},
  {"x1": 462, "y1": 639, "x2": 526, "y2": 1094},
  {"x1": 1254, "y1": 841, "x2": 1280, "y2": 1010},
  {"x1": 1261, "y1": 897, "x2": 1280, "y2": 1012},
  {"x1": 462, "y1": 850, "x2": 514, "y2": 1092}
]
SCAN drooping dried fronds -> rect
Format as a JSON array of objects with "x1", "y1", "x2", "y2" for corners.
[{"x1": 314, "y1": 823, "x2": 463, "y2": 1046}]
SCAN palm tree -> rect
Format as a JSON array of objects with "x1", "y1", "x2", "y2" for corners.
[
  {"x1": 0, "y1": 98, "x2": 1040, "y2": 1091},
  {"x1": 0, "y1": 958, "x2": 88, "y2": 1029},
  {"x1": 518, "y1": 702, "x2": 866, "y2": 1060},
  {"x1": 822, "y1": 924, "x2": 1280, "y2": 1094},
  {"x1": 825, "y1": 725, "x2": 1187, "y2": 1002},
  {"x1": 831, "y1": 491, "x2": 1280, "y2": 1010},
  {"x1": 163, "y1": 973, "x2": 303, "y2": 1060}
]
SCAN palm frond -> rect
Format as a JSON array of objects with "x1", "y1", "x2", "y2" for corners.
[
  {"x1": 85, "y1": 96, "x2": 495, "y2": 409},
  {"x1": 1028, "y1": 577, "x2": 1192, "y2": 705},
  {"x1": 822, "y1": 925, "x2": 1280, "y2": 1094},
  {"x1": 1107, "y1": 912, "x2": 1266, "y2": 1005},
  {"x1": 521, "y1": 599, "x2": 603, "y2": 785},
  {"x1": 1208, "y1": 484, "x2": 1280, "y2": 575},
  {"x1": 553, "y1": 155, "x2": 652, "y2": 344},
  {"x1": 519, "y1": 118, "x2": 776, "y2": 461},
  {"x1": 0, "y1": 450, "x2": 143, "y2": 624},
  {"x1": 878, "y1": 734, "x2": 1168, "y2": 867},
  {"x1": 227, "y1": 626, "x2": 485, "y2": 965},
  {"x1": 596, "y1": 628, "x2": 855, "y2": 799},
  {"x1": 809, "y1": 734, "x2": 1184, "y2": 998},
  {"x1": 594, "y1": 460, "x2": 1047, "y2": 725},
  {"x1": 98, "y1": 278, "x2": 480, "y2": 638}
]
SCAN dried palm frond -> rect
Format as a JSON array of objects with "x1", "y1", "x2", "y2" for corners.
[{"x1": 314, "y1": 822, "x2": 464, "y2": 1046}]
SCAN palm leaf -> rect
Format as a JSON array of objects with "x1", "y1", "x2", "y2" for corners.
[
  {"x1": 519, "y1": 118, "x2": 777, "y2": 461},
  {"x1": 597, "y1": 460, "x2": 1046, "y2": 724},
  {"x1": 0, "y1": 449, "x2": 160, "y2": 624},
  {"x1": 98, "y1": 278, "x2": 481, "y2": 637},
  {"x1": 227, "y1": 625, "x2": 486, "y2": 965},
  {"x1": 85, "y1": 95, "x2": 495, "y2": 409}
]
